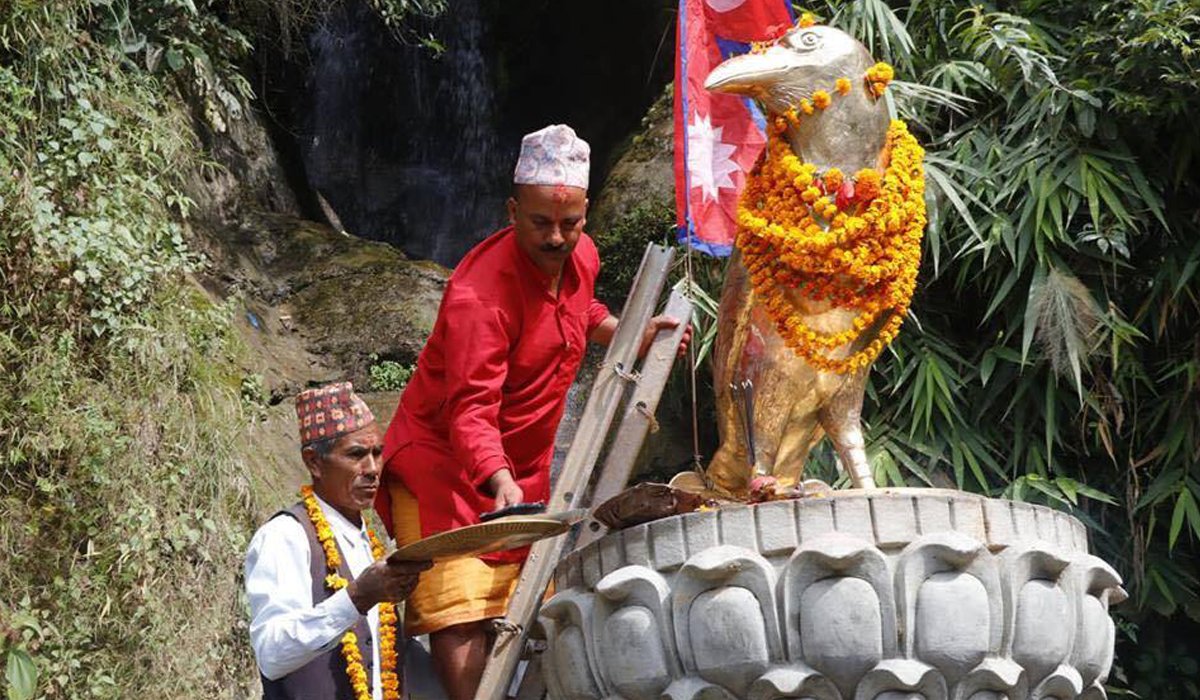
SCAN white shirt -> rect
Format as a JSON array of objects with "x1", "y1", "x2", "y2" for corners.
[{"x1": 245, "y1": 494, "x2": 384, "y2": 700}]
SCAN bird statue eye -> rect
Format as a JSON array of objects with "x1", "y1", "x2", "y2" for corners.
[{"x1": 784, "y1": 30, "x2": 822, "y2": 51}]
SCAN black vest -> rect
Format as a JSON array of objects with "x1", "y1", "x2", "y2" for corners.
[{"x1": 260, "y1": 502, "x2": 397, "y2": 700}]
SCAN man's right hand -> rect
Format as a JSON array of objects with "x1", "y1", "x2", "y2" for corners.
[
  {"x1": 486, "y1": 468, "x2": 524, "y2": 510},
  {"x1": 347, "y1": 559, "x2": 432, "y2": 614}
]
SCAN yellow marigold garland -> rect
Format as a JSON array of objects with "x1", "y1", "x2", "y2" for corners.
[
  {"x1": 301, "y1": 485, "x2": 402, "y2": 700},
  {"x1": 736, "y1": 102, "x2": 925, "y2": 374},
  {"x1": 865, "y1": 61, "x2": 894, "y2": 97}
]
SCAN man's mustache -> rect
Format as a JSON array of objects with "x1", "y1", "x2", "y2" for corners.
[{"x1": 539, "y1": 243, "x2": 568, "y2": 253}]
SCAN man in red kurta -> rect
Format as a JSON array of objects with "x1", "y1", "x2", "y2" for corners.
[{"x1": 375, "y1": 124, "x2": 687, "y2": 700}]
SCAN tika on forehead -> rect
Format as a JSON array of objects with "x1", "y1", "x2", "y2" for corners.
[{"x1": 514, "y1": 124, "x2": 590, "y2": 190}]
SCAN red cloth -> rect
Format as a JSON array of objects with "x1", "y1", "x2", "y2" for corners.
[
  {"x1": 674, "y1": 0, "x2": 794, "y2": 255},
  {"x1": 376, "y1": 226, "x2": 609, "y2": 564}
]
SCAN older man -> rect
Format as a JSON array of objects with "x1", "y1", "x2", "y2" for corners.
[
  {"x1": 375, "y1": 124, "x2": 688, "y2": 700},
  {"x1": 246, "y1": 382, "x2": 432, "y2": 700}
]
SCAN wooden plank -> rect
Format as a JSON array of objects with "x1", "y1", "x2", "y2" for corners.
[
  {"x1": 472, "y1": 243, "x2": 676, "y2": 700},
  {"x1": 574, "y1": 289, "x2": 694, "y2": 549}
]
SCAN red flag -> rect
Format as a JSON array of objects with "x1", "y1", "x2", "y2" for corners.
[{"x1": 675, "y1": 0, "x2": 794, "y2": 256}]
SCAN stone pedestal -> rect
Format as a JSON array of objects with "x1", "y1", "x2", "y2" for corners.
[{"x1": 540, "y1": 489, "x2": 1124, "y2": 700}]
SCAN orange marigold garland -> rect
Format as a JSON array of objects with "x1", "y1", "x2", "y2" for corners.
[
  {"x1": 736, "y1": 112, "x2": 925, "y2": 374},
  {"x1": 865, "y1": 61, "x2": 894, "y2": 97},
  {"x1": 302, "y1": 485, "x2": 402, "y2": 700}
]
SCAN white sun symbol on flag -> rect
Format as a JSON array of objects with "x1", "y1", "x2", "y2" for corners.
[{"x1": 687, "y1": 113, "x2": 740, "y2": 202}]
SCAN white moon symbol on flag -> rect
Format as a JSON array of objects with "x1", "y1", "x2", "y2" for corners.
[{"x1": 705, "y1": 0, "x2": 747, "y2": 11}]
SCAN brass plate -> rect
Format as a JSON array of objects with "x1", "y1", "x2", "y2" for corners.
[{"x1": 388, "y1": 515, "x2": 571, "y2": 563}]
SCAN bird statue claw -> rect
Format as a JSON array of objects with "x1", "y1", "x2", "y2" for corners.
[{"x1": 747, "y1": 475, "x2": 834, "y2": 503}]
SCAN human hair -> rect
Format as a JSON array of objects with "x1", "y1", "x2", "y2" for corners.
[{"x1": 307, "y1": 435, "x2": 339, "y2": 460}]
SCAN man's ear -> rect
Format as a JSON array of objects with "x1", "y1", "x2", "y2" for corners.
[
  {"x1": 301, "y1": 445, "x2": 322, "y2": 482},
  {"x1": 506, "y1": 196, "x2": 517, "y2": 225}
]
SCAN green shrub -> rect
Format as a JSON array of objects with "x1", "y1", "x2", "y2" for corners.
[
  {"x1": 0, "y1": 2, "x2": 218, "y2": 338},
  {"x1": 592, "y1": 199, "x2": 676, "y2": 308},
  {"x1": 369, "y1": 355, "x2": 415, "y2": 392},
  {"x1": 0, "y1": 3, "x2": 263, "y2": 697},
  {"x1": 0, "y1": 287, "x2": 260, "y2": 699}
]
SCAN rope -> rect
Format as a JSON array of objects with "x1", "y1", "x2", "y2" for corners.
[
  {"x1": 611, "y1": 361, "x2": 641, "y2": 383},
  {"x1": 635, "y1": 401, "x2": 660, "y2": 433},
  {"x1": 491, "y1": 619, "x2": 524, "y2": 647},
  {"x1": 685, "y1": 227, "x2": 702, "y2": 470}
]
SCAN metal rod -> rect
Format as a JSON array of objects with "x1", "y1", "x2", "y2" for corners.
[{"x1": 742, "y1": 380, "x2": 761, "y2": 475}]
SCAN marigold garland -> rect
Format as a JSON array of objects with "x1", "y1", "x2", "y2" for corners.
[
  {"x1": 736, "y1": 105, "x2": 925, "y2": 374},
  {"x1": 301, "y1": 485, "x2": 402, "y2": 700},
  {"x1": 865, "y1": 61, "x2": 894, "y2": 97}
]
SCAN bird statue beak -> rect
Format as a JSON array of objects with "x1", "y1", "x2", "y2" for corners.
[{"x1": 704, "y1": 46, "x2": 795, "y2": 96}]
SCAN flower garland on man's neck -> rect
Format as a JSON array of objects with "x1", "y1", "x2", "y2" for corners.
[
  {"x1": 302, "y1": 485, "x2": 402, "y2": 700},
  {"x1": 735, "y1": 60, "x2": 925, "y2": 374}
]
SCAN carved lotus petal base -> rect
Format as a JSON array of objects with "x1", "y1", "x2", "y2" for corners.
[{"x1": 542, "y1": 489, "x2": 1124, "y2": 700}]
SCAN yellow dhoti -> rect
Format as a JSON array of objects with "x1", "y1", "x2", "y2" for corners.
[{"x1": 389, "y1": 482, "x2": 522, "y2": 636}]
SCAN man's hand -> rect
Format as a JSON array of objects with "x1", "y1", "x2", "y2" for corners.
[
  {"x1": 638, "y1": 315, "x2": 693, "y2": 360},
  {"x1": 486, "y1": 468, "x2": 525, "y2": 510},
  {"x1": 347, "y1": 559, "x2": 433, "y2": 614}
]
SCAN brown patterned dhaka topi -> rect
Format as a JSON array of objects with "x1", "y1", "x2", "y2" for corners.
[{"x1": 295, "y1": 382, "x2": 376, "y2": 446}]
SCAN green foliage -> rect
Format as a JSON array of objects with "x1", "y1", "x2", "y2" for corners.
[
  {"x1": 3, "y1": 622, "x2": 38, "y2": 700},
  {"x1": 777, "y1": 0, "x2": 1200, "y2": 692},
  {"x1": 0, "y1": 288, "x2": 259, "y2": 699},
  {"x1": 0, "y1": 2, "x2": 277, "y2": 697},
  {"x1": 236, "y1": 0, "x2": 447, "y2": 58},
  {"x1": 0, "y1": 0, "x2": 253, "y2": 337},
  {"x1": 240, "y1": 372, "x2": 269, "y2": 416},
  {"x1": 593, "y1": 199, "x2": 678, "y2": 307},
  {"x1": 366, "y1": 0, "x2": 448, "y2": 51},
  {"x1": 90, "y1": 0, "x2": 254, "y2": 131},
  {"x1": 368, "y1": 355, "x2": 415, "y2": 392},
  {"x1": 0, "y1": 1, "x2": 443, "y2": 697},
  {"x1": 1113, "y1": 617, "x2": 1200, "y2": 698}
]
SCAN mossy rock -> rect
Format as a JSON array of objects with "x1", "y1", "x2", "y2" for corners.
[
  {"x1": 589, "y1": 87, "x2": 676, "y2": 234},
  {"x1": 588, "y1": 88, "x2": 678, "y2": 309},
  {"x1": 288, "y1": 258, "x2": 444, "y2": 386},
  {"x1": 204, "y1": 211, "x2": 447, "y2": 394}
]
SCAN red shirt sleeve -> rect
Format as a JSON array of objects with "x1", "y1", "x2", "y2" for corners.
[
  {"x1": 441, "y1": 297, "x2": 515, "y2": 488},
  {"x1": 587, "y1": 298, "x2": 610, "y2": 336},
  {"x1": 581, "y1": 235, "x2": 610, "y2": 335}
]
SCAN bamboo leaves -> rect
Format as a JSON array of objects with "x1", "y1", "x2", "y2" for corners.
[
  {"x1": 809, "y1": 0, "x2": 1200, "y2": 630},
  {"x1": 1169, "y1": 483, "x2": 1200, "y2": 551}
]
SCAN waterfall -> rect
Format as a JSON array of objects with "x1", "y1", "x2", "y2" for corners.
[
  {"x1": 288, "y1": 0, "x2": 675, "y2": 266},
  {"x1": 303, "y1": 0, "x2": 513, "y2": 265}
]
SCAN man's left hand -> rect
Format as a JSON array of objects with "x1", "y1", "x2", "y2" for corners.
[{"x1": 638, "y1": 315, "x2": 693, "y2": 360}]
